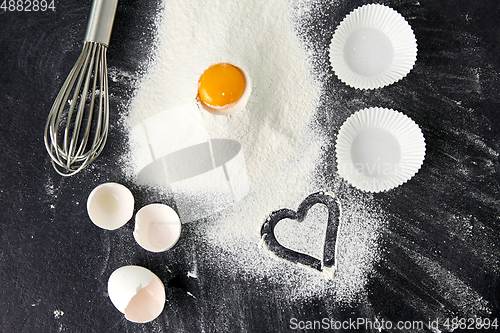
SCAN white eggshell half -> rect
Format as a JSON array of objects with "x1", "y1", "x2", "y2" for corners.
[
  {"x1": 107, "y1": 265, "x2": 166, "y2": 323},
  {"x1": 134, "y1": 204, "x2": 182, "y2": 252},
  {"x1": 87, "y1": 183, "x2": 134, "y2": 230}
]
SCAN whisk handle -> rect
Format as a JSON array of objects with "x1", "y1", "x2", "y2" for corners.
[{"x1": 84, "y1": 0, "x2": 118, "y2": 46}]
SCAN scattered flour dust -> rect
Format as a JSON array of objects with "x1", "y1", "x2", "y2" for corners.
[
  {"x1": 275, "y1": 204, "x2": 330, "y2": 261},
  {"x1": 53, "y1": 309, "x2": 64, "y2": 319},
  {"x1": 197, "y1": 182, "x2": 384, "y2": 303},
  {"x1": 122, "y1": 0, "x2": 385, "y2": 304}
]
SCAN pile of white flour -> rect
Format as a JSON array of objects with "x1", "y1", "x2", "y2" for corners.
[
  {"x1": 127, "y1": 0, "x2": 320, "y2": 186},
  {"x1": 120, "y1": 0, "x2": 385, "y2": 303}
]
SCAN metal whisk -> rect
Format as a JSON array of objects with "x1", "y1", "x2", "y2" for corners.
[{"x1": 44, "y1": 0, "x2": 118, "y2": 176}]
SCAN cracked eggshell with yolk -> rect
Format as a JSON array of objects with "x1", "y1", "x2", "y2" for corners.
[
  {"x1": 107, "y1": 265, "x2": 166, "y2": 323},
  {"x1": 197, "y1": 63, "x2": 251, "y2": 115}
]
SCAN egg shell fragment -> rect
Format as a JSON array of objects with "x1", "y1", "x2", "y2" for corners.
[
  {"x1": 134, "y1": 203, "x2": 182, "y2": 252},
  {"x1": 107, "y1": 265, "x2": 166, "y2": 323},
  {"x1": 87, "y1": 182, "x2": 134, "y2": 230}
]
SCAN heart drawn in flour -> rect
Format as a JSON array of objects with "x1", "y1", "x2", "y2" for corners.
[{"x1": 260, "y1": 192, "x2": 341, "y2": 273}]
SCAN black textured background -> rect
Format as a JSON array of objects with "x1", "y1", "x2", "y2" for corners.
[{"x1": 1, "y1": 0, "x2": 499, "y2": 332}]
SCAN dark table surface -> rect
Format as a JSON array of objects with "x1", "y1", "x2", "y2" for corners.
[{"x1": 1, "y1": 0, "x2": 499, "y2": 332}]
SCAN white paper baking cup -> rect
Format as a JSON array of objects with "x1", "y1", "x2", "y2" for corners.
[
  {"x1": 329, "y1": 4, "x2": 417, "y2": 89},
  {"x1": 335, "y1": 107, "x2": 425, "y2": 192}
]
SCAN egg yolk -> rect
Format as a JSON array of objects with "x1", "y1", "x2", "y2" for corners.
[{"x1": 198, "y1": 63, "x2": 245, "y2": 109}]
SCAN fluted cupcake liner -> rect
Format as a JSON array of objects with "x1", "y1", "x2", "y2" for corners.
[
  {"x1": 335, "y1": 107, "x2": 425, "y2": 192},
  {"x1": 329, "y1": 4, "x2": 417, "y2": 89}
]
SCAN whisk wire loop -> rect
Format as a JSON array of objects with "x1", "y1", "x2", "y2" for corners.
[
  {"x1": 65, "y1": 42, "x2": 93, "y2": 162},
  {"x1": 44, "y1": 41, "x2": 109, "y2": 176},
  {"x1": 44, "y1": 0, "x2": 117, "y2": 176},
  {"x1": 69, "y1": 42, "x2": 97, "y2": 162}
]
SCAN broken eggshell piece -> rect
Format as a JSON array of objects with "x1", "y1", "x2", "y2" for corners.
[
  {"x1": 107, "y1": 265, "x2": 166, "y2": 323},
  {"x1": 133, "y1": 203, "x2": 182, "y2": 252},
  {"x1": 87, "y1": 182, "x2": 134, "y2": 230}
]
